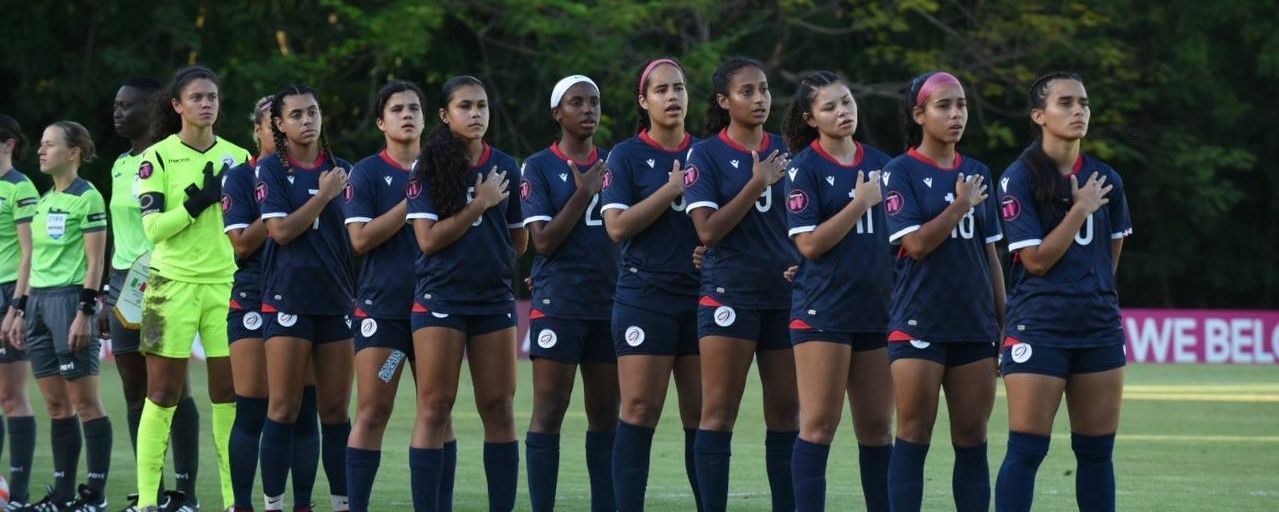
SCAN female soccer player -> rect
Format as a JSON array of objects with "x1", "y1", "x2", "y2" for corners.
[
  {"x1": 407, "y1": 75, "x2": 525, "y2": 512},
  {"x1": 682, "y1": 57, "x2": 797, "y2": 512},
  {"x1": 0, "y1": 114, "x2": 38, "y2": 510},
  {"x1": 105, "y1": 77, "x2": 204, "y2": 511},
  {"x1": 256, "y1": 84, "x2": 354, "y2": 512},
  {"x1": 600, "y1": 57, "x2": 704, "y2": 512},
  {"x1": 134, "y1": 65, "x2": 249, "y2": 512},
  {"x1": 10, "y1": 121, "x2": 112, "y2": 511},
  {"x1": 994, "y1": 72, "x2": 1131, "y2": 512},
  {"x1": 881, "y1": 71, "x2": 1005, "y2": 512},
  {"x1": 343, "y1": 80, "x2": 429, "y2": 511},
  {"x1": 781, "y1": 71, "x2": 896, "y2": 512},
  {"x1": 223, "y1": 96, "x2": 322, "y2": 511},
  {"x1": 520, "y1": 75, "x2": 619, "y2": 512}
]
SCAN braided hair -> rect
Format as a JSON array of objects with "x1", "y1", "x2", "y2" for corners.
[
  {"x1": 416, "y1": 76, "x2": 485, "y2": 219},
  {"x1": 152, "y1": 66, "x2": 219, "y2": 141},
  {"x1": 782, "y1": 71, "x2": 845, "y2": 154},
  {"x1": 1021, "y1": 71, "x2": 1086, "y2": 227},
  {"x1": 269, "y1": 84, "x2": 335, "y2": 176},
  {"x1": 633, "y1": 57, "x2": 686, "y2": 134},
  {"x1": 704, "y1": 57, "x2": 766, "y2": 135}
]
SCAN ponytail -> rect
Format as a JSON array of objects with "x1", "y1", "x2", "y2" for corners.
[
  {"x1": 704, "y1": 57, "x2": 765, "y2": 135},
  {"x1": 782, "y1": 71, "x2": 844, "y2": 154}
]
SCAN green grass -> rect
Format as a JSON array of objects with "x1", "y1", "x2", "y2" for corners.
[{"x1": 18, "y1": 363, "x2": 1279, "y2": 511}]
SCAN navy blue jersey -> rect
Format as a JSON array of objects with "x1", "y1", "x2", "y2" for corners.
[
  {"x1": 520, "y1": 143, "x2": 618, "y2": 320},
  {"x1": 883, "y1": 148, "x2": 1003, "y2": 342},
  {"x1": 221, "y1": 157, "x2": 262, "y2": 311},
  {"x1": 684, "y1": 130, "x2": 797, "y2": 308},
  {"x1": 407, "y1": 145, "x2": 523, "y2": 314},
  {"x1": 257, "y1": 153, "x2": 356, "y2": 315},
  {"x1": 1000, "y1": 154, "x2": 1132, "y2": 347},
  {"x1": 786, "y1": 140, "x2": 894, "y2": 332},
  {"x1": 344, "y1": 151, "x2": 417, "y2": 319},
  {"x1": 600, "y1": 131, "x2": 700, "y2": 312}
]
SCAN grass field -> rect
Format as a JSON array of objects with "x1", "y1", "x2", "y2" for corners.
[{"x1": 14, "y1": 362, "x2": 1278, "y2": 511}]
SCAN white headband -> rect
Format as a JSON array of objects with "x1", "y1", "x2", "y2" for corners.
[{"x1": 550, "y1": 75, "x2": 599, "y2": 109}]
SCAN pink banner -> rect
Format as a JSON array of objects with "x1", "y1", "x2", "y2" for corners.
[{"x1": 1124, "y1": 309, "x2": 1279, "y2": 364}]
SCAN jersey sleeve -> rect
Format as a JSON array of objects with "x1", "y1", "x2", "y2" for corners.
[
  {"x1": 1107, "y1": 169, "x2": 1133, "y2": 239},
  {"x1": 979, "y1": 165, "x2": 1003, "y2": 244},
  {"x1": 257, "y1": 163, "x2": 292, "y2": 220},
  {"x1": 406, "y1": 175, "x2": 438, "y2": 222},
  {"x1": 343, "y1": 162, "x2": 378, "y2": 225},
  {"x1": 82, "y1": 189, "x2": 108, "y2": 233},
  {"x1": 884, "y1": 164, "x2": 923, "y2": 245},
  {"x1": 520, "y1": 160, "x2": 554, "y2": 226},
  {"x1": 221, "y1": 166, "x2": 257, "y2": 232},
  {"x1": 683, "y1": 146, "x2": 720, "y2": 213},
  {"x1": 785, "y1": 161, "x2": 821, "y2": 237},
  {"x1": 505, "y1": 162, "x2": 524, "y2": 229},
  {"x1": 600, "y1": 150, "x2": 634, "y2": 212},
  {"x1": 12, "y1": 179, "x2": 38, "y2": 224},
  {"x1": 1000, "y1": 169, "x2": 1044, "y2": 252},
  {"x1": 137, "y1": 147, "x2": 196, "y2": 243}
]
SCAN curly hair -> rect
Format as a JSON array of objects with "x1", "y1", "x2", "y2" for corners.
[
  {"x1": 269, "y1": 84, "x2": 335, "y2": 176},
  {"x1": 782, "y1": 71, "x2": 845, "y2": 154},
  {"x1": 704, "y1": 57, "x2": 765, "y2": 135},
  {"x1": 152, "y1": 66, "x2": 219, "y2": 141},
  {"x1": 416, "y1": 76, "x2": 485, "y2": 219}
]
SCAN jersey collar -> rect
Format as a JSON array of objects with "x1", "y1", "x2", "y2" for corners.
[
  {"x1": 638, "y1": 129, "x2": 691, "y2": 153},
  {"x1": 469, "y1": 144, "x2": 494, "y2": 171},
  {"x1": 718, "y1": 128, "x2": 771, "y2": 154},
  {"x1": 811, "y1": 139, "x2": 864, "y2": 169},
  {"x1": 907, "y1": 147, "x2": 963, "y2": 171},
  {"x1": 378, "y1": 149, "x2": 413, "y2": 172},
  {"x1": 286, "y1": 152, "x2": 327, "y2": 171},
  {"x1": 550, "y1": 141, "x2": 600, "y2": 167}
]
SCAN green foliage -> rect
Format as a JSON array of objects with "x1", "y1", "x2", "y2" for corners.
[{"x1": 0, "y1": 0, "x2": 1273, "y2": 307}]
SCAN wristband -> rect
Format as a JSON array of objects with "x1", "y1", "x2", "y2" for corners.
[{"x1": 78, "y1": 288, "x2": 98, "y2": 315}]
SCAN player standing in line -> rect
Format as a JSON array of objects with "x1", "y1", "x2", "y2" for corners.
[
  {"x1": 780, "y1": 71, "x2": 895, "y2": 512},
  {"x1": 10, "y1": 121, "x2": 112, "y2": 511},
  {"x1": 0, "y1": 114, "x2": 38, "y2": 510},
  {"x1": 683, "y1": 57, "x2": 798, "y2": 512},
  {"x1": 134, "y1": 65, "x2": 250, "y2": 512},
  {"x1": 342, "y1": 80, "x2": 431, "y2": 511},
  {"x1": 255, "y1": 84, "x2": 355, "y2": 512},
  {"x1": 406, "y1": 75, "x2": 525, "y2": 512},
  {"x1": 600, "y1": 58, "x2": 704, "y2": 512},
  {"x1": 881, "y1": 71, "x2": 1005, "y2": 512},
  {"x1": 223, "y1": 96, "x2": 323, "y2": 512},
  {"x1": 994, "y1": 72, "x2": 1131, "y2": 512},
  {"x1": 105, "y1": 77, "x2": 204, "y2": 512},
  {"x1": 520, "y1": 75, "x2": 619, "y2": 512}
]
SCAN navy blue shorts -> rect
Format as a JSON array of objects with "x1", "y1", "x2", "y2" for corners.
[
  {"x1": 262, "y1": 311, "x2": 352, "y2": 344},
  {"x1": 227, "y1": 309, "x2": 264, "y2": 343},
  {"x1": 354, "y1": 315, "x2": 414, "y2": 357},
  {"x1": 410, "y1": 306, "x2": 516, "y2": 337},
  {"x1": 612, "y1": 302, "x2": 698, "y2": 357},
  {"x1": 529, "y1": 315, "x2": 615, "y2": 364},
  {"x1": 888, "y1": 336, "x2": 996, "y2": 367},
  {"x1": 790, "y1": 325, "x2": 887, "y2": 352},
  {"x1": 696, "y1": 298, "x2": 790, "y2": 351},
  {"x1": 1000, "y1": 341, "x2": 1126, "y2": 379}
]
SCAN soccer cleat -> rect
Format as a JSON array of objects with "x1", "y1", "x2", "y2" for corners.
[
  {"x1": 261, "y1": 495, "x2": 283, "y2": 512},
  {"x1": 158, "y1": 491, "x2": 194, "y2": 512},
  {"x1": 68, "y1": 484, "x2": 108, "y2": 512},
  {"x1": 11, "y1": 485, "x2": 64, "y2": 512},
  {"x1": 116, "y1": 492, "x2": 138, "y2": 512},
  {"x1": 329, "y1": 495, "x2": 348, "y2": 512},
  {"x1": 4, "y1": 502, "x2": 31, "y2": 512}
]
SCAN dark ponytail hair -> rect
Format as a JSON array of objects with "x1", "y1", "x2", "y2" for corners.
[
  {"x1": 50, "y1": 121, "x2": 97, "y2": 164},
  {"x1": 152, "y1": 66, "x2": 220, "y2": 140},
  {"x1": 633, "y1": 57, "x2": 686, "y2": 134},
  {"x1": 269, "y1": 84, "x2": 336, "y2": 176},
  {"x1": 782, "y1": 71, "x2": 845, "y2": 154},
  {"x1": 416, "y1": 75, "x2": 485, "y2": 219},
  {"x1": 1020, "y1": 71, "x2": 1085, "y2": 226},
  {"x1": 0, "y1": 114, "x2": 28, "y2": 159},
  {"x1": 704, "y1": 57, "x2": 765, "y2": 134},
  {"x1": 375, "y1": 80, "x2": 425, "y2": 120}
]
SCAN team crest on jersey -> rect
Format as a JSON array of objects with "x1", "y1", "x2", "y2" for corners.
[
  {"x1": 221, "y1": 194, "x2": 232, "y2": 213},
  {"x1": 519, "y1": 179, "x2": 532, "y2": 201},
  {"x1": 1009, "y1": 342, "x2": 1032, "y2": 363},
  {"x1": 46, "y1": 212, "x2": 67, "y2": 240},
  {"x1": 786, "y1": 189, "x2": 809, "y2": 214},
  {"x1": 406, "y1": 179, "x2": 422, "y2": 199},
  {"x1": 923, "y1": 177, "x2": 933, "y2": 188},
  {"x1": 558, "y1": 173, "x2": 568, "y2": 182},
  {"x1": 222, "y1": 155, "x2": 236, "y2": 169},
  {"x1": 730, "y1": 159, "x2": 740, "y2": 169},
  {"x1": 1000, "y1": 195, "x2": 1021, "y2": 221},
  {"x1": 139, "y1": 161, "x2": 154, "y2": 179},
  {"x1": 343, "y1": 183, "x2": 354, "y2": 202},
  {"x1": 713, "y1": 306, "x2": 736, "y2": 327},
  {"x1": 255, "y1": 183, "x2": 268, "y2": 202},
  {"x1": 361, "y1": 318, "x2": 378, "y2": 337},
  {"x1": 243, "y1": 312, "x2": 262, "y2": 330},
  {"x1": 624, "y1": 326, "x2": 645, "y2": 347},
  {"x1": 601, "y1": 170, "x2": 613, "y2": 190},
  {"x1": 277, "y1": 313, "x2": 298, "y2": 327},
  {"x1": 537, "y1": 329, "x2": 558, "y2": 349},
  {"x1": 683, "y1": 165, "x2": 699, "y2": 187},
  {"x1": 884, "y1": 191, "x2": 904, "y2": 215}
]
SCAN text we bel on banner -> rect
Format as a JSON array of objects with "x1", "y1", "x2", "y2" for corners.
[{"x1": 1124, "y1": 309, "x2": 1279, "y2": 364}]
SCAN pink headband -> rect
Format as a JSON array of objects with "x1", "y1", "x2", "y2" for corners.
[
  {"x1": 639, "y1": 58, "x2": 680, "y2": 94},
  {"x1": 915, "y1": 72, "x2": 962, "y2": 108}
]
